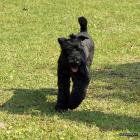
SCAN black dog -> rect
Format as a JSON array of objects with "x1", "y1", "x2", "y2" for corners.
[{"x1": 55, "y1": 17, "x2": 94, "y2": 112}]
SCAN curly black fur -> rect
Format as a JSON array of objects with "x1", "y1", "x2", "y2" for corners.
[{"x1": 55, "y1": 17, "x2": 95, "y2": 112}]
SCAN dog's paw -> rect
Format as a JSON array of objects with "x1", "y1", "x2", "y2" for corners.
[{"x1": 55, "y1": 106, "x2": 68, "y2": 113}]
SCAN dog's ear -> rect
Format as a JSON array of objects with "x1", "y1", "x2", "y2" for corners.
[
  {"x1": 58, "y1": 37, "x2": 66, "y2": 45},
  {"x1": 69, "y1": 34, "x2": 77, "y2": 39},
  {"x1": 58, "y1": 37, "x2": 68, "y2": 50},
  {"x1": 77, "y1": 35, "x2": 88, "y2": 41}
]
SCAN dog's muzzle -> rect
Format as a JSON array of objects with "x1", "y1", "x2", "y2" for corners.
[{"x1": 69, "y1": 60, "x2": 81, "y2": 73}]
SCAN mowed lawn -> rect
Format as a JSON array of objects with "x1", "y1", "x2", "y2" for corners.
[{"x1": 0, "y1": 0, "x2": 140, "y2": 139}]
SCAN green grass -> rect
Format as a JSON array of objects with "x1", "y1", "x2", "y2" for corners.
[{"x1": 0, "y1": 0, "x2": 140, "y2": 139}]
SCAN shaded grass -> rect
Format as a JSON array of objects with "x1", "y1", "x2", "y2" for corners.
[
  {"x1": 0, "y1": 88, "x2": 139, "y2": 132},
  {"x1": 90, "y1": 62, "x2": 140, "y2": 103}
]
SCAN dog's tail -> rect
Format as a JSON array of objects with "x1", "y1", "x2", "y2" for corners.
[{"x1": 78, "y1": 16, "x2": 88, "y2": 32}]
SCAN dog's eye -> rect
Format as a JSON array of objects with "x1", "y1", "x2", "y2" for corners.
[
  {"x1": 73, "y1": 45, "x2": 80, "y2": 50},
  {"x1": 76, "y1": 46, "x2": 82, "y2": 51}
]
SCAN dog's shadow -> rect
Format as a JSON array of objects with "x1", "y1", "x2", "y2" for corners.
[{"x1": 1, "y1": 88, "x2": 57, "y2": 115}]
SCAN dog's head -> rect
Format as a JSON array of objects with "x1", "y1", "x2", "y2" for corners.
[{"x1": 58, "y1": 34, "x2": 88, "y2": 73}]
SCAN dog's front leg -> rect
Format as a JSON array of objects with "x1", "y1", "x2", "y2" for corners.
[
  {"x1": 69, "y1": 74, "x2": 90, "y2": 110},
  {"x1": 55, "y1": 68, "x2": 70, "y2": 112}
]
